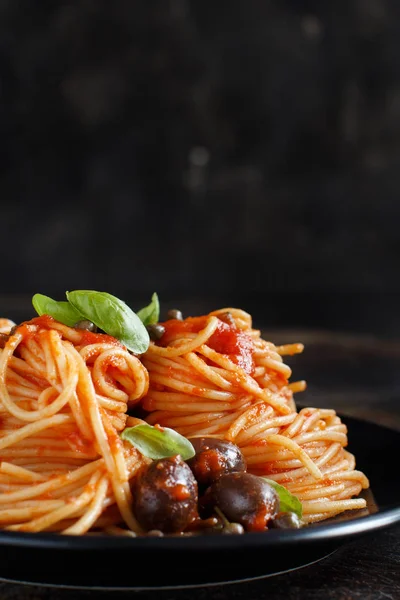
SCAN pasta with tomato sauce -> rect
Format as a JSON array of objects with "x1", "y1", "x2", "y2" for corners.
[
  {"x1": 143, "y1": 308, "x2": 369, "y2": 524},
  {"x1": 0, "y1": 315, "x2": 149, "y2": 535},
  {"x1": 0, "y1": 293, "x2": 369, "y2": 535}
]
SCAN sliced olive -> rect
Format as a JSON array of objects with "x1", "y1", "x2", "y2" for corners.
[
  {"x1": 201, "y1": 472, "x2": 279, "y2": 532},
  {"x1": 74, "y1": 320, "x2": 97, "y2": 332},
  {"x1": 133, "y1": 455, "x2": 198, "y2": 533},
  {"x1": 187, "y1": 437, "x2": 246, "y2": 487},
  {"x1": 167, "y1": 309, "x2": 183, "y2": 320},
  {"x1": 146, "y1": 323, "x2": 166, "y2": 340},
  {"x1": 271, "y1": 512, "x2": 302, "y2": 529}
]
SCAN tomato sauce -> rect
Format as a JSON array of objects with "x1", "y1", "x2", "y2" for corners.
[
  {"x1": 172, "y1": 483, "x2": 191, "y2": 501},
  {"x1": 246, "y1": 505, "x2": 271, "y2": 532},
  {"x1": 17, "y1": 315, "x2": 121, "y2": 348},
  {"x1": 160, "y1": 316, "x2": 255, "y2": 375},
  {"x1": 192, "y1": 449, "x2": 227, "y2": 481},
  {"x1": 78, "y1": 331, "x2": 121, "y2": 347}
]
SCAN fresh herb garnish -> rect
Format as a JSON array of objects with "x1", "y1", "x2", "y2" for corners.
[
  {"x1": 136, "y1": 293, "x2": 160, "y2": 326},
  {"x1": 32, "y1": 290, "x2": 150, "y2": 354},
  {"x1": 66, "y1": 291, "x2": 149, "y2": 354},
  {"x1": 262, "y1": 477, "x2": 303, "y2": 519},
  {"x1": 32, "y1": 294, "x2": 83, "y2": 327},
  {"x1": 121, "y1": 423, "x2": 196, "y2": 460}
]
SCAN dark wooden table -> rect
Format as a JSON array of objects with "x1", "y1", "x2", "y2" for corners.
[{"x1": 0, "y1": 329, "x2": 399, "y2": 600}]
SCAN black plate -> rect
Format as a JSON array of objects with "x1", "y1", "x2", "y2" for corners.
[{"x1": 0, "y1": 414, "x2": 399, "y2": 591}]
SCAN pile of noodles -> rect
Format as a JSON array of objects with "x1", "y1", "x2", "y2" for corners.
[
  {"x1": 0, "y1": 316, "x2": 149, "y2": 535},
  {"x1": 0, "y1": 308, "x2": 369, "y2": 534},
  {"x1": 142, "y1": 308, "x2": 369, "y2": 524}
]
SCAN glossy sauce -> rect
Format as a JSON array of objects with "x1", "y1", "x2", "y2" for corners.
[
  {"x1": 246, "y1": 505, "x2": 272, "y2": 532},
  {"x1": 78, "y1": 330, "x2": 122, "y2": 347},
  {"x1": 194, "y1": 449, "x2": 227, "y2": 481}
]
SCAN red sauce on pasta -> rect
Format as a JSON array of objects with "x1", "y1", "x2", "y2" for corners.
[
  {"x1": 78, "y1": 330, "x2": 122, "y2": 347},
  {"x1": 19, "y1": 315, "x2": 121, "y2": 347}
]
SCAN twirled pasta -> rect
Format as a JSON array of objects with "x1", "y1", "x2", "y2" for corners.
[
  {"x1": 0, "y1": 316, "x2": 149, "y2": 534},
  {"x1": 142, "y1": 308, "x2": 369, "y2": 523}
]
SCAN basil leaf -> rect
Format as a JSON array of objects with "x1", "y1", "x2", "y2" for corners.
[
  {"x1": 262, "y1": 477, "x2": 303, "y2": 519},
  {"x1": 121, "y1": 423, "x2": 195, "y2": 460},
  {"x1": 66, "y1": 290, "x2": 150, "y2": 354},
  {"x1": 32, "y1": 294, "x2": 83, "y2": 327},
  {"x1": 136, "y1": 292, "x2": 160, "y2": 326}
]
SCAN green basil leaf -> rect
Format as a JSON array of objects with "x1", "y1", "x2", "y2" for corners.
[
  {"x1": 32, "y1": 294, "x2": 83, "y2": 327},
  {"x1": 121, "y1": 423, "x2": 195, "y2": 460},
  {"x1": 136, "y1": 292, "x2": 160, "y2": 326},
  {"x1": 66, "y1": 290, "x2": 150, "y2": 354},
  {"x1": 262, "y1": 477, "x2": 303, "y2": 519}
]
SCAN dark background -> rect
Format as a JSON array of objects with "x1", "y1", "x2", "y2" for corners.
[{"x1": 1, "y1": 0, "x2": 399, "y2": 336}]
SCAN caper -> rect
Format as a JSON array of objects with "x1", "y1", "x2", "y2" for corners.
[
  {"x1": 146, "y1": 323, "x2": 166, "y2": 340},
  {"x1": 222, "y1": 522, "x2": 244, "y2": 535},
  {"x1": 167, "y1": 309, "x2": 183, "y2": 320},
  {"x1": 74, "y1": 320, "x2": 97, "y2": 332},
  {"x1": 271, "y1": 512, "x2": 302, "y2": 529},
  {"x1": 146, "y1": 529, "x2": 164, "y2": 537}
]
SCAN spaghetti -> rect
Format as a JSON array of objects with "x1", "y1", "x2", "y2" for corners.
[
  {"x1": 0, "y1": 304, "x2": 370, "y2": 534},
  {"x1": 0, "y1": 315, "x2": 149, "y2": 534},
  {"x1": 142, "y1": 308, "x2": 369, "y2": 524}
]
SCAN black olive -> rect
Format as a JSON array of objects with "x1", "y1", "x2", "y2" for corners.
[
  {"x1": 201, "y1": 472, "x2": 279, "y2": 532},
  {"x1": 74, "y1": 320, "x2": 97, "y2": 332},
  {"x1": 146, "y1": 323, "x2": 166, "y2": 340},
  {"x1": 133, "y1": 455, "x2": 198, "y2": 533},
  {"x1": 271, "y1": 512, "x2": 302, "y2": 529},
  {"x1": 167, "y1": 309, "x2": 183, "y2": 320},
  {"x1": 187, "y1": 437, "x2": 246, "y2": 487}
]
